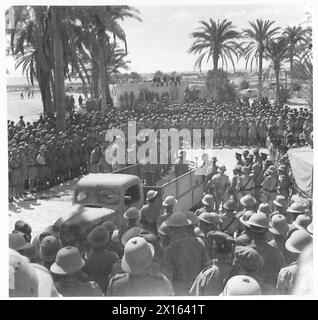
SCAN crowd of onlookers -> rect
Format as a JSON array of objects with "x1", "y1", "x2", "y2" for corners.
[
  {"x1": 9, "y1": 143, "x2": 313, "y2": 296},
  {"x1": 8, "y1": 96, "x2": 313, "y2": 202}
]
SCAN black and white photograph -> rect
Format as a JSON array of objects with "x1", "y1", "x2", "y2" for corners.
[{"x1": 3, "y1": 0, "x2": 315, "y2": 299}]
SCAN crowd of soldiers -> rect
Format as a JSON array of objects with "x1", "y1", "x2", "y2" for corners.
[
  {"x1": 8, "y1": 97, "x2": 313, "y2": 202},
  {"x1": 9, "y1": 152, "x2": 313, "y2": 296},
  {"x1": 8, "y1": 95, "x2": 313, "y2": 296}
]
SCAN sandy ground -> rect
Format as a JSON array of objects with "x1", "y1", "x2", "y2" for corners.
[
  {"x1": 8, "y1": 146, "x2": 266, "y2": 237},
  {"x1": 7, "y1": 91, "x2": 84, "y2": 123}
]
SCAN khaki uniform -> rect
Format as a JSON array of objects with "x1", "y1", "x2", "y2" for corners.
[
  {"x1": 163, "y1": 235, "x2": 210, "y2": 295},
  {"x1": 261, "y1": 175, "x2": 279, "y2": 207},
  {"x1": 219, "y1": 213, "x2": 240, "y2": 237},
  {"x1": 83, "y1": 248, "x2": 119, "y2": 292},
  {"x1": 278, "y1": 173, "x2": 290, "y2": 197},
  {"x1": 189, "y1": 259, "x2": 234, "y2": 296},
  {"x1": 209, "y1": 173, "x2": 230, "y2": 210},
  {"x1": 249, "y1": 239, "x2": 284, "y2": 287},
  {"x1": 107, "y1": 272, "x2": 174, "y2": 296},
  {"x1": 140, "y1": 203, "x2": 162, "y2": 234},
  {"x1": 236, "y1": 173, "x2": 255, "y2": 202},
  {"x1": 55, "y1": 277, "x2": 103, "y2": 297}
]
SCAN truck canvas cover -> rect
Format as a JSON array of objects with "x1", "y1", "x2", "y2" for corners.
[{"x1": 288, "y1": 147, "x2": 313, "y2": 198}]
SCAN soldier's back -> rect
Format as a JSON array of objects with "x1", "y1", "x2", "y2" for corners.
[
  {"x1": 107, "y1": 273, "x2": 174, "y2": 296},
  {"x1": 56, "y1": 278, "x2": 103, "y2": 297}
]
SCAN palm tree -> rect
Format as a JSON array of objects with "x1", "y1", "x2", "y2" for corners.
[
  {"x1": 294, "y1": 36, "x2": 313, "y2": 109},
  {"x1": 264, "y1": 38, "x2": 289, "y2": 105},
  {"x1": 12, "y1": 6, "x2": 54, "y2": 115},
  {"x1": 283, "y1": 26, "x2": 309, "y2": 93},
  {"x1": 75, "y1": 6, "x2": 141, "y2": 110},
  {"x1": 189, "y1": 19, "x2": 241, "y2": 72},
  {"x1": 242, "y1": 19, "x2": 280, "y2": 98},
  {"x1": 50, "y1": 6, "x2": 66, "y2": 131}
]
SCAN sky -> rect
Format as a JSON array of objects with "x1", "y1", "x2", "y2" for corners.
[
  {"x1": 5, "y1": 2, "x2": 312, "y2": 76},
  {"x1": 119, "y1": 4, "x2": 312, "y2": 73}
]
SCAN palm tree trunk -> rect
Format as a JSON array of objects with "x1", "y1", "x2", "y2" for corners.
[
  {"x1": 258, "y1": 53, "x2": 263, "y2": 98},
  {"x1": 91, "y1": 67, "x2": 99, "y2": 99},
  {"x1": 105, "y1": 72, "x2": 114, "y2": 108},
  {"x1": 275, "y1": 69, "x2": 280, "y2": 104},
  {"x1": 52, "y1": 7, "x2": 66, "y2": 131},
  {"x1": 97, "y1": 34, "x2": 108, "y2": 110},
  {"x1": 36, "y1": 65, "x2": 53, "y2": 116},
  {"x1": 290, "y1": 56, "x2": 294, "y2": 94}
]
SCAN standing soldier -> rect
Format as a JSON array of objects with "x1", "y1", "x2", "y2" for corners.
[
  {"x1": 219, "y1": 199, "x2": 240, "y2": 237},
  {"x1": 251, "y1": 163, "x2": 264, "y2": 202},
  {"x1": 276, "y1": 230, "x2": 312, "y2": 294},
  {"x1": 195, "y1": 194, "x2": 215, "y2": 217},
  {"x1": 238, "y1": 118, "x2": 248, "y2": 146},
  {"x1": 189, "y1": 231, "x2": 235, "y2": 296},
  {"x1": 235, "y1": 153, "x2": 244, "y2": 166},
  {"x1": 107, "y1": 237, "x2": 174, "y2": 296},
  {"x1": 260, "y1": 166, "x2": 279, "y2": 208},
  {"x1": 89, "y1": 144, "x2": 101, "y2": 173},
  {"x1": 162, "y1": 212, "x2": 210, "y2": 295},
  {"x1": 26, "y1": 146, "x2": 38, "y2": 194},
  {"x1": 140, "y1": 190, "x2": 162, "y2": 234},
  {"x1": 230, "y1": 165, "x2": 242, "y2": 201},
  {"x1": 18, "y1": 146, "x2": 28, "y2": 196},
  {"x1": 50, "y1": 246, "x2": 103, "y2": 297},
  {"x1": 157, "y1": 196, "x2": 178, "y2": 226},
  {"x1": 236, "y1": 166, "x2": 255, "y2": 205},
  {"x1": 196, "y1": 212, "x2": 221, "y2": 239},
  {"x1": 277, "y1": 165, "x2": 291, "y2": 197},
  {"x1": 83, "y1": 226, "x2": 119, "y2": 294},
  {"x1": 268, "y1": 214, "x2": 290, "y2": 264},
  {"x1": 9, "y1": 148, "x2": 23, "y2": 199},
  {"x1": 241, "y1": 213, "x2": 285, "y2": 287},
  {"x1": 253, "y1": 148, "x2": 263, "y2": 167},
  {"x1": 207, "y1": 165, "x2": 230, "y2": 211}
]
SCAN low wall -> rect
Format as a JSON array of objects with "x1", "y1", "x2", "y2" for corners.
[{"x1": 109, "y1": 82, "x2": 188, "y2": 108}]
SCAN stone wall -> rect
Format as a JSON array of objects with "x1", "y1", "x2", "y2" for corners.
[{"x1": 109, "y1": 82, "x2": 188, "y2": 108}]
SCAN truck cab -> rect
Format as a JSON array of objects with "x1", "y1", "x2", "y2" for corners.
[{"x1": 73, "y1": 173, "x2": 144, "y2": 213}]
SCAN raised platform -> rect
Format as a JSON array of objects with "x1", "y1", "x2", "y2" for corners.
[{"x1": 109, "y1": 82, "x2": 188, "y2": 108}]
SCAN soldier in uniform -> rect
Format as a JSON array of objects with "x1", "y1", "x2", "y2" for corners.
[
  {"x1": 196, "y1": 212, "x2": 221, "y2": 239},
  {"x1": 157, "y1": 196, "x2": 178, "y2": 226},
  {"x1": 260, "y1": 165, "x2": 279, "y2": 208},
  {"x1": 162, "y1": 212, "x2": 210, "y2": 295},
  {"x1": 236, "y1": 166, "x2": 255, "y2": 205},
  {"x1": 276, "y1": 230, "x2": 312, "y2": 294},
  {"x1": 107, "y1": 237, "x2": 174, "y2": 296},
  {"x1": 235, "y1": 153, "x2": 244, "y2": 166},
  {"x1": 89, "y1": 144, "x2": 101, "y2": 173},
  {"x1": 230, "y1": 165, "x2": 242, "y2": 201},
  {"x1": 140, "y1": 190, "x2": 162, "y2": 234},
  {"x1": 50, "y1": 246, "x2": 103, "y2": 297},
  {"x1": 219, "y1": 199, "x2": 240, "y2": 237},
  {"x1": 195, "y1": 194, "x2": 215, "y2": 217},
  {"x1": 268, "y1": 214, "x2": 290, "y2": 264},
  {"x1": 277, "y1": 165, "x2": 291, "y2": 197},
  {"x1": 232, "y1": 246, "x2": 277, "y2": 294},
  {"x1": 207, "y1": 165, "x2": 230, "y2": 211},
  {"x1": 83, "y1": 226, "x2": 119, "y2": 294},
  {"x1": 251, "y1": 163, "x2": 264, "y2": 201},
  {"x1": 241, "y1": 213, "x2": 285, "y2": 287},
  {"x1": 189, "y1": 231, "x2": 235, "y2": 296}
]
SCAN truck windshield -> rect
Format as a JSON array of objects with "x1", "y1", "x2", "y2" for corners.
[{"x1": 124, "y1": 184, "x2": 141, "y2": 206}]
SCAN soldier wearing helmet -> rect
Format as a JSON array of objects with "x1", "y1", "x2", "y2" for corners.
[
  {"x1": 162, "y1": 212, "x2": 210, "y2": 295},
  {"x1": 276, "y1": 230, "x2": 312, "y2": 294}
]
